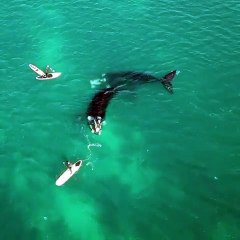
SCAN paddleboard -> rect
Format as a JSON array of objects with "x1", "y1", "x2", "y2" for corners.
[
  {"x1": 29, "y1": 64, "x2": 45, "y2": 76},
  {"x1": 36, "y1": 72, "x2": 62, "y2": 80},
  {"x1": 56, "y1": 160, "x2": 82, "y2": 186}
]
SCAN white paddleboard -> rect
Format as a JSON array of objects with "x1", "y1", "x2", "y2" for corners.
[
  {"x1": 36, "y1": 72, "x2": 62, "y2": 80},
  {"x1": 29, "y1": 64, "x2": 45, "y2": 76},
  {"x1": 56, "y1": 160, "x2": 83, "y2": 186}
]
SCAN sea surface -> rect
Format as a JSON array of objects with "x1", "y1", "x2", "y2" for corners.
[{"x1": 0, "y1": 1, "x2": 240, "y2": 240}]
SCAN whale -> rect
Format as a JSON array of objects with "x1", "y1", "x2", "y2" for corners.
[
  {"x1": 86, "y1": 70, "x2": 177, "y2": 134},
  {"x1": 87, "y1": 87, "x2": 118, "y2": 135},
  {"x1": 101, "y1": 70, "x2": 177, "y2": 93}
]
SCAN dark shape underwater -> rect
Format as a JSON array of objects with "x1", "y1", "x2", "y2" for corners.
[{"x1": 101, "y1": 70, "x2": 177, "y2": 94}]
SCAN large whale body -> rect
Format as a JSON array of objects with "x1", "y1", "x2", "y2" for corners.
[
  {"x1": 101, "y1": 70, "x2": 177, "y2": 94},
  {"x1": 86, "y1": 70, "x2": 177, "y2": 134}
]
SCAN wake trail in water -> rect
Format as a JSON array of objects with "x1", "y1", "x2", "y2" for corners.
[{"x1": 81, "y1": 134, "x2": 102, "y2": 170}]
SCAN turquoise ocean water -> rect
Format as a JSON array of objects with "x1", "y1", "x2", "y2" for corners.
[{"x1": 0, "y1": 1, "x2": 240, "y2": 239}]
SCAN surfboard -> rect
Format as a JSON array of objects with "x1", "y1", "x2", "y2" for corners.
[
  {"x1": 29, "y1": 64, "x2": 45, "y2": 76},
  {"x1": 36, "y1": 72, "x2": 62, "y2": 80},
  {"x1": 56, "y1": 160, "x2": 83, "y2": 186}
]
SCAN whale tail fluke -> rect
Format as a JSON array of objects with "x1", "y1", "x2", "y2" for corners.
[
  {"x1": 160, "y1": 70, "x2": 177, "y2": 94},
  {"x1": 161, "y1": 70, "x2": 177, "y2": 82}
]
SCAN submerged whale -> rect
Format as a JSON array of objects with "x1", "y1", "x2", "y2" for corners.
[
  {"x1": 86, "y1": 70, "x2": 177, "y2": 134},
  {"x1": 87, "y1": 87, "x2": 118, "y2": 135},
  {"x1": 101, "y1": 70, "x2": 177, "y2": 94}
]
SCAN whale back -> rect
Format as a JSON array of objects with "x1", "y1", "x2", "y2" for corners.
[
  {"x1": 87, "y1": 87, "x2": 118, "y2": 134},
  {"x1": 87, "y1": 87, "x2": 117, "y2": 119},
  {"x1": 102, "y1": 71, "x2": 158, "y2": 88}
]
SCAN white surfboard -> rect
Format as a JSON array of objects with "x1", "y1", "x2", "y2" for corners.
[
  {"x1": 36, "y1": 72, "x2": 62, "y2": 80},
  {"x1": 56, "y1": 160, "x2": 83, "y2": 186},
  {"x1": 29, "y1": 64, "x2": 45, "y2": 76}
]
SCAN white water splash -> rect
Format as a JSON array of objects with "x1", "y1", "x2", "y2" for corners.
[
  {"x1": 90, "y1": 78, "x2": 106, "y2": 88},
  {"x1": 86, "y1": 162, "x2": 94, "y2": 170},
  {"x1": 87, "y1": 143, "x2": 102, "y2": 150},
  {"x1": 83, "y1": 135, "x2": 102, "y2": 169}
]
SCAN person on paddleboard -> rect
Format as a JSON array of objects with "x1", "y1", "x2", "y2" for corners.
[
  {"x1": 42, "y1": 65, "x2": 53, "y2": 78},
  {"x1": 63, "y1": 161, "x2": 73, "y2": 173}
]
